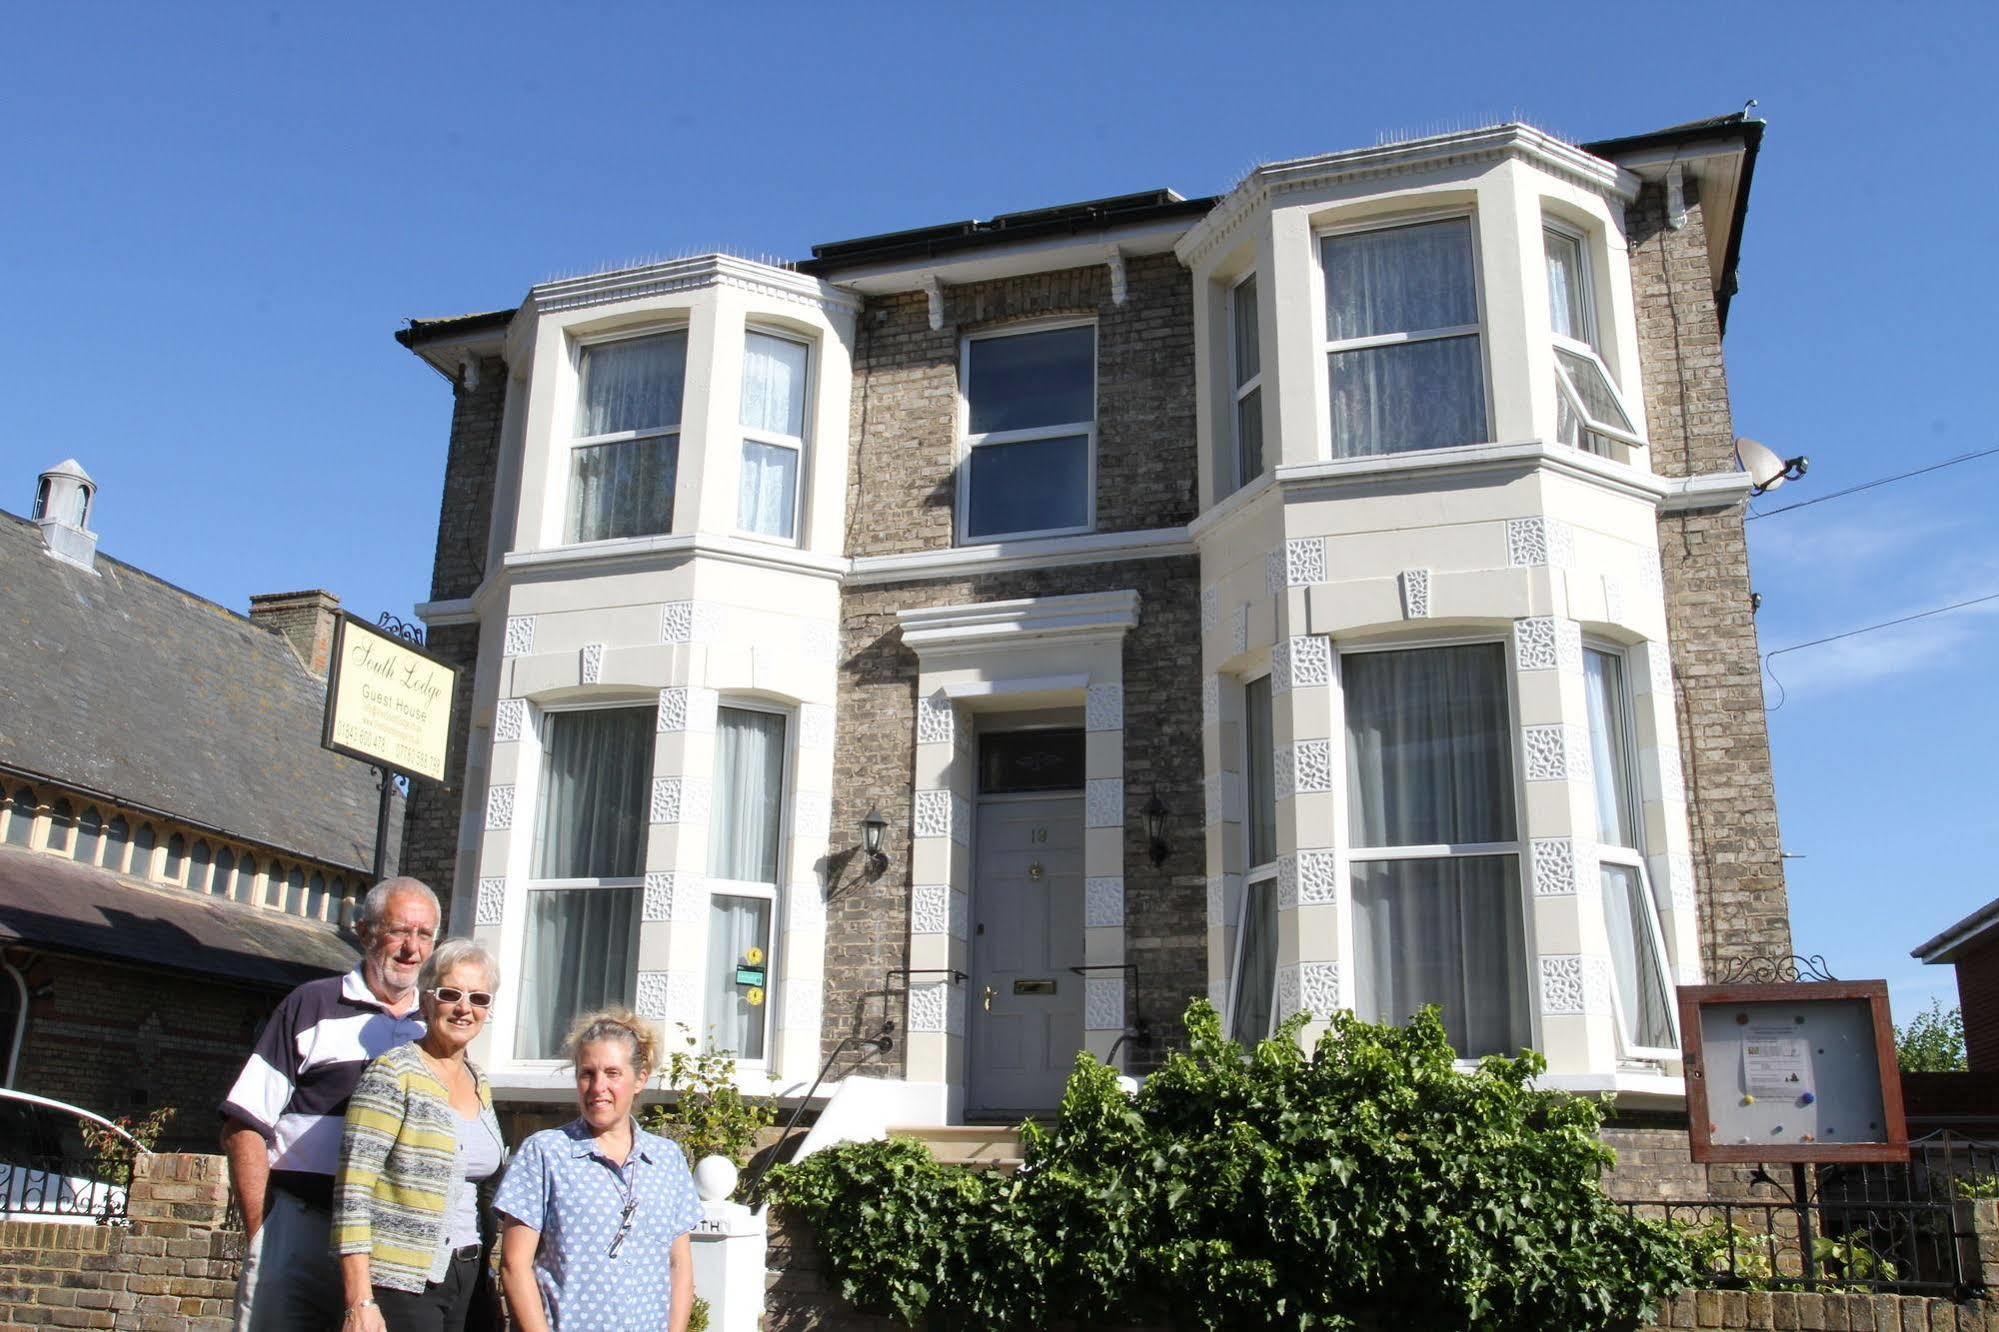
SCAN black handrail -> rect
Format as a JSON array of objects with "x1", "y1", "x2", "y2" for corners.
[{"x1": 739, "y1": 1019, "x2": 894, "y2": 1207}]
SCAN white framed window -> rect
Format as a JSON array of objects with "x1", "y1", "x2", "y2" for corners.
[
  {"x1": 707, "y1": 704, "x2": 788, "y2": 1063},
  {"x1": 1544, "y1": 225, "x2": 1641, "y2": 458},
  {"x1": 567, "y1": 329, "x2": 688, "y2": 544},
  {"x1": 1583, "y1": 645, "x2": 1678, "y2": 1056},
  {"x1": 958, "y1": 321, "x2": 1096, "y2": 542},
  {"x1": 1321, "y1": 215, "x2": 1488, "y2": 459},
  {"x1": 2, "y1": 787, "x2": 32, "y2": 847},
  {"x1": 1228, "y1": 673, "x2": 1279, "y2": 1043},
  {"x1": 1228, "y1": 274, "x2": 1264, "y2": 493},
  {"x1": 515, "y1": 705, "x2": 651, "y2": 1060},
  {"x1": 738, "y1": 330, "x2": 810, "y2": 542},
  {"x1": 1344, "y1": 642, "x2": 1529, "y2": 1059}
]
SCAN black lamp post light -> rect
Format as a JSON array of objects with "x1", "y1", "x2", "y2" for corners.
[{"x1": 1143, "y1": 792, "x2": 1169, "y2": 867}]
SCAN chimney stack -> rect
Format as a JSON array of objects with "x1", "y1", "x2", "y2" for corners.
[
  {"x1": 248, "y1": 590, "x2": 342, "y2": 678},
  {"x1": 33, "y1": 459, "x2": 99, "y2": 572}
]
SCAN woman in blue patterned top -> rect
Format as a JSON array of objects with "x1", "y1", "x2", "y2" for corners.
[{"x1": 494, "y1": 1008, "x2": 704, "y2": 1331}]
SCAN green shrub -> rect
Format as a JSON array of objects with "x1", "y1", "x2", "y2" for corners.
[
  {"x1": 1895, "y1": 999, "x2": 1966, "y2": 1073},
  {"x1": 773, "y1": 1000, "x2": 1700, "y2": 1330},
  {"x1": 640, "y1": 1040, "x2": 776, "y2": 1169}
]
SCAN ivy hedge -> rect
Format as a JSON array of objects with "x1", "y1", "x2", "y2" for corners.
[{"x1": 772, "y1": 1000, "x2": 1698, "y2": 1330}]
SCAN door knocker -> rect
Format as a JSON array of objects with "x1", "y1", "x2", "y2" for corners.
[{"x1": 1027, "y1": 859, "x2": 1044, "y2": 881}]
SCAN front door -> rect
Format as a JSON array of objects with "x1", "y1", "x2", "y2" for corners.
[{"x1": 968, "y1": 795, "x2": 1085, "y2": 1115}]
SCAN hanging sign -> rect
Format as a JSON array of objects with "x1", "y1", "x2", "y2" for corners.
[
  {"x1": 1679, "y1": 980, "x2": 1907, "y2": 1164},
  {"x1": 321, "y1": 613, "x2": 460, "y2": 782}
]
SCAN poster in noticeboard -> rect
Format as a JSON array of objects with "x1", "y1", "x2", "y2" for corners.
[{"x1": 1678, "y1": 980, "x2": 1907, "y2": 1164}]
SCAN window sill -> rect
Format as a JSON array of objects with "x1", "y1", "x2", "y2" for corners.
[{"x1": 499, "y1": 532, "x2": 847, "y2": 580}]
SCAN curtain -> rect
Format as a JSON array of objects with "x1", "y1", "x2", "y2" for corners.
[
  {"x1": 576, "y1": 332, "x2": 686, "y2": 437},
  {"x1": 1352, "y1": 856, "x2": 1527, "y2": 1057},
  {"x1": 706, "y1": 894, "x2": 772, "y2": 1060},
  {"x1": 1602, "y1": 864, "x2": 1675, "y2": 1048},
  {"x1": 1230, "y1": 879, "x2": 1277, "y2": 1042},
  {"x1": 535, "y1": 708, "x2": 652, "y2": 880},
  {"x1": 568, "y1": 435, "x2": 677, "y2": 543},
  {"x1": 741, "y1": 332, "x2": 808, "y2": 437},
  {"x1": 515, "y1": 887, "x2": 640, "y2": 1060},
  {"x1": 1245, "y1": 676, "x2": 1276, "y2": 867},
  {"x1": 1544, "y1": 229, "x2": 1586, "y2": 342},
  {"x1": 738, "y1": 440, "x2": 798, "y2": 539},
  {"x1": 1322, "y1": 219, "x2": 1483, "y2": 457},
  {"x1": 1344, "y1": 644, "x2": 1514, "y2": 847},
  {"x1": 1583, "y1": 650, "x2": 1635, "y2": 848},
  {"x1": 711, "y1": 708, "x2": 785, "y2": 883}
]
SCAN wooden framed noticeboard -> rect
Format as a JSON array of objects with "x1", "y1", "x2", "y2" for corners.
[
  {"x1": 321, "y1": 613, "x2": 459, "y2": 783},
  {"x1": 1679, "y1": 981, "x2": 1906, "y2": 1164}
]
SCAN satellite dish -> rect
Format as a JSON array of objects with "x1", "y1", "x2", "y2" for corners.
[{"x1": 1735, "y1": 437, "x2": 1809, "y2": 495}]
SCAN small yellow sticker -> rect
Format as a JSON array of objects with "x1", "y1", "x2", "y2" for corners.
[
  {"x1": 745, "y1": 986, "x2": 765, "y2": 1007},
  {"x1": 744, "y1": 946, "x2": 765, "y2": 967}
]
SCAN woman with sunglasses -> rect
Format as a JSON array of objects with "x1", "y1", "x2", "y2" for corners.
[
  {"x1": 334, "y1": 938, "x2": 507, "y2": 1331},
  {"x1": 494, "y1": 1007, "x2": 703, "y2": 1331}
]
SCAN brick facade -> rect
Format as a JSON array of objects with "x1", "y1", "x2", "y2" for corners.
[
  {"x1": 396, "y1": 355, "x2": 506, "y2": 924},
  {"x1": 1627, "y1": 179, "x2": 1791, "y2": 974},
  {"x1": 829, "y1": 557, "x2": 1206, "y2": 1073},
  {"x1": 1959, "y1": 937, "x2": 1999, "y2": 1074},
  {"x1": 8, "y1": 953, "x2": 282, "y2": 1154}
]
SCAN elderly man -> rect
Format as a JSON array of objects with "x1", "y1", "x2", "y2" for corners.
[{"x1": 221, "y1": 877, "x2": 440, "y2": 1331}]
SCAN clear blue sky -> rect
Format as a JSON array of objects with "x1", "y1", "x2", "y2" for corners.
[{"x1": 7, "y1": 3, "x2": 1993, "y2": 1024}]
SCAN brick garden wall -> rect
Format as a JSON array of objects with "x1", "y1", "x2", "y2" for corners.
[
  {"x1": 9, "y1": 953, "x2": 286, "y2": 1155},
  {"x1": 0, "y1": 1154, "x2": 241, "y2": 1330},
  {"x1": 398, "y1": 354, "x2": 506, "y2": 925},
  {"x1": 1626, "y1": 179, "x2": 1791, "y2": 975}
]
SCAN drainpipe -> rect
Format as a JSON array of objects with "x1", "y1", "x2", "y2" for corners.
[{"x1": 2, "y1": 952, "x2": 28, "y2": 1087}]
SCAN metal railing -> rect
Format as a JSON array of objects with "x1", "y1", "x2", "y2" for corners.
[
  {"x1": 0, "y1": 1155, "x2": 131, "y2": 1222},
  {"x1": 1620, "y1": 1135, "x2": 1996, "y2": 1297}
]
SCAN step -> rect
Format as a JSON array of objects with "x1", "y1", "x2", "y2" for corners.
[{"x1": 888, "y1": 1124, "x2": 1026, "y2": 1168}]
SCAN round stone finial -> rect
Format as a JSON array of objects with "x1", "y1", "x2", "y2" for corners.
[{"x1": 693, "y1": 1154, "x2": 739, "y2": 1202}]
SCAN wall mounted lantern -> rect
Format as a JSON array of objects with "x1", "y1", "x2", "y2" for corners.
[
  {"x1": 861, "y1": 806, "x2": 889, "y2": 878},
  {"x1": 1143, "y1": 793, "x2": 1169, "y2": 868}
]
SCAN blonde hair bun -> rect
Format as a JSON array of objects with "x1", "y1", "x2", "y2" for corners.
[{"x1": 564, "y1": 1006, "x2": 660, "y2": 1079}]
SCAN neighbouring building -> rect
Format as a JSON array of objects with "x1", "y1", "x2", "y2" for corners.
[
  {"x1": 0, "y1": 461, "x2": 395, "y2": 1149},
  {"x1": 1914, "y1": 897, "x2": 1999, "y2": 1073},
  {"x1": 395, "y1": 113, "x2": 1784, "y2": 1138}
]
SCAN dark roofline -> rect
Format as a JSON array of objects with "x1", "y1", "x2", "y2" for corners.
[
  {"x1": 394, "y1": 309, "x2": 514, "y2": 350},
  {"x1": 1583, "y1": 112, "x2": 1764, "y2": 335},
  {"x1": 1913, "y1": 895, "x2": 1999, "y2": 965},
  {"x1": 796, "y1": 190, "x2": 1218, "y2": 277}
]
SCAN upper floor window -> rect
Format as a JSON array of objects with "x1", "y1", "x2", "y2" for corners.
[
  {"x1": 518, "y1": 706, "x2": 650, "y2": 1060},
  {"x1": 569, "y1": 331, "x2": 687, "y2": 544},
  {"x1": 1229, "y1": 275, "x2": 1264, "y2": 492},
  {"x1": 1322, "y1": 217, "x2": 1487, "y2": 458},
  {"x1": 1583, "y1": 646, "x2": 1676, "y2": 1053},
  {"x1": 960, "y1": 323, "x2": 1095, "y2": 542},
  {"x1": 1345, "y1": 643, "x2": 1527, "y2": 1059},
  {"x1": 1544, "y1": 226, "x2": 1640, "y2": 458},
  {"x1": 738, "y1": 331, "x2": 810, "y2": 542}
]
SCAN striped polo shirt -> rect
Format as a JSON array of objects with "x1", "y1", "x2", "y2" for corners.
[{"x1": 221, "y1": 969, "x2": 425, "y2": 1203}]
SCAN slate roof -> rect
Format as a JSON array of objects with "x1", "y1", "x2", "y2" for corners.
[
  {"x1": 0, "y1": 511, "x2": 393, "y2": 872},
  {"x1": 0, "y1": 845, "x2": 356, "y2": 990}
]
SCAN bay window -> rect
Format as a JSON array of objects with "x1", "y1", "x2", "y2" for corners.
[
  {"x1": 1344, "y1": 643, "x2": 1528, "y2": 1058},
  {"x1": 516, "y1": 706, "x2": 650, "y2": 1059},
  {"x1": 1583, "y1": 647, "x2": 1677, "y2": 1054},
  {"x1": 1229, "y1": 675, "x2": 1277, "y2": 1042},
  {"x1": 1544, "y1": 225, "x2": 1640, "y2": 458},
  {"x1": 707, "y1": 705, "x2": 786, "y2": 1061},
  {"x1": 1229, "y1": 275, "x2": 1264, "y2": 492},
  {"x1": 1322, "y1": 217, "x2": 1487, "y2": 458},
  {"x1": 568, "y1": 331, "x2": 686, "y2": 544},
  {"x1": 738, "y1": 330, "x2": 809, "y2": 541},
  {"x1": 960, "y1": 323, "x2": 1095, "y2": 541}
]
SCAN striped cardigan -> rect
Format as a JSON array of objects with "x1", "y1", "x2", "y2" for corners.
[{"x1": 333, "y1": 1041, "x2": 504, "y2": 1293}]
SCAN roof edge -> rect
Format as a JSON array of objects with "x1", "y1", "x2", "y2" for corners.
[{"x1": 1913, "y1": 895, "x2": 1999, "y2": 965}]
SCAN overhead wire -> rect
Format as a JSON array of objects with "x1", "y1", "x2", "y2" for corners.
[
  {"x1": 1746, "y1": 445, "x2": 1999, "y2": 520},
  {"x1": 1763, "y1": 589, "x2": 1999, "y2": 711}
]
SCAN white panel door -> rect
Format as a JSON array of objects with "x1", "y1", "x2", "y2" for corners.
[{"x1": 968, "y1": 795, "x2": 1085, "y2": 1115}]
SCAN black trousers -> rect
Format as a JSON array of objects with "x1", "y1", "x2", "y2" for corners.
[{"x1": 372, "y1": 1247, "x2": 483, "y2": 1332}]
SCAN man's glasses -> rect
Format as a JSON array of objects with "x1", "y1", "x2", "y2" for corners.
[
  {"x1": 380, "y1": 926, "x2": 436, "y2": 944},
  {"x1": 427, "y1": 986, "x2": 493, "y2": 1009}
]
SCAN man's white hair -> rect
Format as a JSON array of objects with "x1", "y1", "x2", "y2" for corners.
[{"x1": 358, "y1": 876, "x2": 441, "y2": 934}]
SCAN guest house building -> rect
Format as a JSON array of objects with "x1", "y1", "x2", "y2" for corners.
[{"x1": 396, "y1": 113, "x2": 1784, "y2": 1130}]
